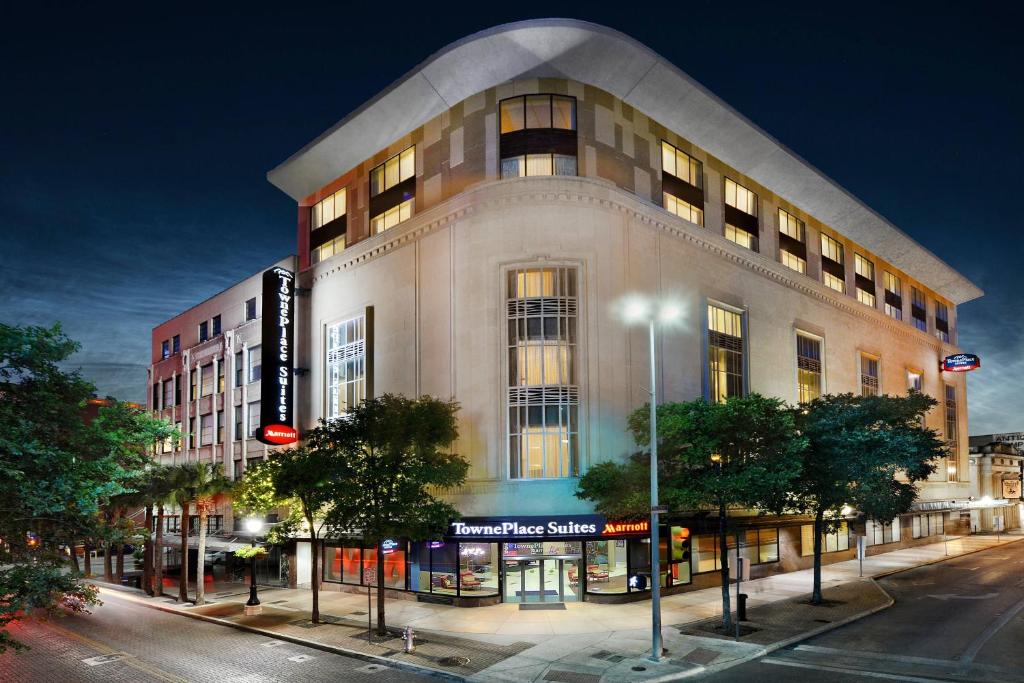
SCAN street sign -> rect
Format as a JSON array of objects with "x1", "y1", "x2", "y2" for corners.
[
  {"x1": 363, "y1": 567, "x2": 376, "y2": 585},
  {"x1": 651, "y1": 505, "x2": 668, "y2": 514}
]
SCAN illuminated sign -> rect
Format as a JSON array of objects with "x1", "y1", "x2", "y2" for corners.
[
  {"x1": 1003, "y1": 479, "x2": 1021, "y2": 499},
  {"x1": 381, "y1": 539, "x2": 399, "y2": 554},
  {"x1": 428, "y1": 541, "x2": 445, "y2": 549},
  {"x1": 940, "y1": 353, "x2": 980, "y2": 373},
  {"x1": 449, "y1": 515, "x2": 606, "y2": 540},
  {"x1": 460, "y1": 546, "x2": 486, "y2": 556},
  {"x1": 257, "y1": 266, "x2": 297, "y2": 446},
  {"x1": 602, "y1": 520, "x2": 650, "y2": 536}
]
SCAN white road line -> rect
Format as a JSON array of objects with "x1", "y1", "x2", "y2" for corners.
[
  {"x1": 763, "y1": 658, "x2": 948, "y2": 682},
  {"x1": 794, "y1": 645, "x2": 956, "y2": 668},
  {"x1": 961, "y1": 594, "x2": 1024, "y2": 663}
]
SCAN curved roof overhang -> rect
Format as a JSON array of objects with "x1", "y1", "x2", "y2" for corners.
[{"x1": 267, "y1": 18, "x2": 982, "y2": 304}]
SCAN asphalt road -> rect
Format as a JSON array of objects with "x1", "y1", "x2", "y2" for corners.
[
  {"x1": 704, "y1": 540, "x2": 1024, "y2": 682},
  {"x1": 0, "y1": 588, "x2": 430, "y2": 682}
]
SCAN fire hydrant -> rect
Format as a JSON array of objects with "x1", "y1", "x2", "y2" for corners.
[{"x1": 403, "y1": 625, "x2": 416, "y2": 653}]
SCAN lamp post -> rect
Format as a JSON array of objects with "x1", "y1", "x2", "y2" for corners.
[
  {"x1": 623, "y1": 296, "x2": 682, "y2": 662},
  {"x1": 244, "y1": 517, "x2": 262, "y2": 615}
]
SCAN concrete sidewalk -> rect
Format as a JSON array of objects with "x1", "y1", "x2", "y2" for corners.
[{"x1": 100, "y1": 532, "x2": 1022, "y2": 681}]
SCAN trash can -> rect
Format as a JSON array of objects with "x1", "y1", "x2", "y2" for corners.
[{"x1": 737, "y1": 593, "x2": 748, "y2": 621}]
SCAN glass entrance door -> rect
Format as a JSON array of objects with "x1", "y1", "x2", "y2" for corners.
[{"x1": 503, "y1": 557, "x2": 582, "y2": 603}]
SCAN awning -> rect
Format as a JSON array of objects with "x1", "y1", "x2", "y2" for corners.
[{"x1": 156, "y1": 534, "x2": 254, "y2": 552}]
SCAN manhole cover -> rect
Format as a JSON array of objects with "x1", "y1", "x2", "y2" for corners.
[
  {"x1": 439, "y1": 656, "x2": 472, "y2": 667},
  {"x1": 631, "y1": 665, "x2": 647, "y2": 672}
]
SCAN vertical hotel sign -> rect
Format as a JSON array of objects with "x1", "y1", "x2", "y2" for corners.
[{"x1": 257, "y1": 267, "x2": 298, "y2": 445}]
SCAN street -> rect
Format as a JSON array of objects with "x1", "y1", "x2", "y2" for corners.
[
  {"x1": 0, "y1": 589, "x2": 429, "y2": 682},
  {"x1": 704, "y1": 540, "x2": 1024, "y2": 682}
]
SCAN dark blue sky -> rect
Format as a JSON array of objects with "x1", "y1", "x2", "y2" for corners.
[{"x1": 1, "y1": 2, "x2": 1020, "y2": 433}]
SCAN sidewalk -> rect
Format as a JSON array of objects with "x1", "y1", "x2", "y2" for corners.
[{"x1": 98, "y1": 532, "x2": 1022, "y2": 681}]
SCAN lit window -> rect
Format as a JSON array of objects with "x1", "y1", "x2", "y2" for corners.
[
  {"x1": 883, "y1": 272, "x2": 903, "y2": 320},
  {"x1": 855, "y1": 254, "x2": 876, "y2": 307},
  {"x1": 724, "y1": 178, "x2": 757, "y2": 216},
  {"x1": 725, "y1": 223, "x2": 757, "y2": 251},
  {"x1": 944, "y1": 383, "x2": 958, "y2": 481},
  {"x1": 311, "y1": 188, "x2": 347, "y2": 230},
  {"x1": 778, "y1": 209, "x2": 807, "y2": 274},
  {"x1": 778, "y1": 209, "x2": 804, "y2": 241},
  {"x1": 707, "y1": 304, "x2": 744, "y2": 403},
  {"x1": 312, "y1": 235, "x2": 346, "y2": 264},
  {"x1": 860, "y1": 353, "x2": 879, "y2": 396},
  {"x1": 370, "y1": 147, "x2": 415, "y2": 197},
  {"x1": 660, "y1": 141, "x2": 702, "y2": 188},
  {"x1": 935, "y1": 302, "x2": 950, "y2": 342},
  {"x1": 500, "y1": 95, "x2": 576, "y2": 133},
  {"x1": 911, "y1": 287, "x2": 927, "y2": 331},
  {"x1": 507, "y1": 267, "x2": 579, "y2": 479},
  {"x1": 500, "y1": 153, "x2": 576, "y2": 179},
  {"x1": 370, "y1": 198, "x2": 413, "y2": 234},
  {"x1": 326, "y1": 316, "x2": 366, "y2": 419},
  {"x1": 820, "y1": 234, "x2": 846, "y2": 293},
  {"x1": 663, "y1": 192, "x2": 704, "y2": 226},
  {"x1": 780, "y1": 250, "x2": 807, "y2": 274},
  {"x1": 801, "y1": 522, "x2": 850, "y2": 556},
  {"x1": 796, "y1": 333, "x2": 822, "y2": 403}
]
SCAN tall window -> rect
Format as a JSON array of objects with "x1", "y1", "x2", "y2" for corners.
[
  {"x1": 198, "y1": 320, "x2": 209, "y2": 343},
  {"x1": 311, "y1": 188, "x2": 346, "y2": 230},
  {"x1": 200, "y1": 364, "x2": 214, "y2": 397},
  {"x1": 707, "y1": 304, "x2": 745, "y2": 403},
  {"x1": 326, "y1": 316, "x2": 366, "y2": 419},
  {"x1": 724, "y1": 179, "x2": 758, "y2": 251},
  {"x1": 796, "y1": 333, "x2": 823, "y2": 403},
  {"x1": 911, "y1": 287, "x2": 927, "y2": 331},
  {"x1": 189, "y1": 369, "x2": 198, "y2": 401},
  {"x1": 661, "y1": 141, "x2": 704, "y2": 226},
  {"x1": 245, "y1": 298, "x2": 257, "y2": 321},
  {"x1": 865, "y1": 518, "x2": 901, "y2": 546},
  {"x1": 188, "y1": 417, "x2": 196, "y2": 448},
  {"x1": 945, "y1": 384, "x2": 959, "y2": 481},
  {"x1": 820, "y1": 234, "x2": 846, "y2": 293},
  {"x1": 778, "y1": 209, "x2": 807, "y2": 274},
  {"x1": 860, "y1": 353, "x2": 879, "y2": 396},
  {"x1": 172, "y1": 334, "x2": 180, "y2": 354},
  {"x1": 908, "y1": 370, "x2": 925, "y2": 427},
  {"x1": 216, "y1": 409, "x2": 224, "y2": 444},
  {"x1": 234, "y1": 351, "x2": 243, "y2": 387},
  {"x1": 370, "y1": 199, "x2": 413, "y2": 234},
  {"x1": 248, "y1": 345, "x2": 261, "y2": 383},
  {"x1": 499, "y1": 95, "x2": 577, "y2": 179},
  {"x1": 506, "y1": 267, "x2": 579, "y2": 479},
  {"x1": 217, "y1": 362, "x2": 225, "y2": 393},
  {"x1": 370, "y1": 146, "x2": 415, "y2": 234},
  {"x1": 211, "y1": 315, "x2": 221, "y2": 336},
  {"x1": 161, "y1": 340, "x2": 170, "y2": 359},
  {"x1": 200, "y1": 413, "x2": 213, "y2": 446},
  {"x1": 854, "y1": 254, "x2": 876, "y2": 307},
  {"x1": 247, "y1": 401, "x2": 260, "y2": 437},
  {"x1": 312, "y1": 235, "x2": 345, "y2": 264},
  {"x1": 883, "y1": 272, "x2": 903, "y2": 320},
  {"x1": 935, "y1": 302, "x2": 950, "y2": 342},
  {"x1": 162, "y1": 379, "x2": 174, "y2": 409},
  {"x1": 370, "y1": 147, "x2": 415, "y2": 196}
]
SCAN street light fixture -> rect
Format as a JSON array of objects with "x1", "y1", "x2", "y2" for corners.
[
  {"x1": 620, "y1": 294, "x2": 683, "y2": 662},
  {"x1": 244, "y1": 517, "x2": 263, "y2": 614}
]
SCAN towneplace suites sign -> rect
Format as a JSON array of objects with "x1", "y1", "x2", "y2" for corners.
[
  {"x1": 257, "y1": 266, "x2": 298, "y2": 446},
  {"x1": 941, "y1": 353, "x2": 981, "y2": 373},
  {"x1": 448, "y1": 515, "x2": 651, "y2": 540}
]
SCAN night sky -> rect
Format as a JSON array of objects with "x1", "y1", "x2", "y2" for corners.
[{"x1": 2, "y1": 3, "x2": 1020, "y2": 433}]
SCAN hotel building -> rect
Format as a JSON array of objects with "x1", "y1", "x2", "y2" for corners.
[{"x1": 151, "y1": 20, "x2": 983, "y2": 605}]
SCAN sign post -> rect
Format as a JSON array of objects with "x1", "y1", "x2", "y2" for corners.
[{"x1": 856, "y1": 535, "x2": 866, "y2": 576}]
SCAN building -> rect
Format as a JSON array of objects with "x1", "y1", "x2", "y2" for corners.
[
  {"x1": 968, "y1": 434, "x2": 1023, "y2": 531},
  {"x1": 154, "y1": 20, "x2": 984, "y2": 605}
]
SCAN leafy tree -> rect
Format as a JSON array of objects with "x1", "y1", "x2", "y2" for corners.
[
  {"x1": 313, "y1": 394, "x2": 468, "y2": 635},
  {"x1": 191, "y1": 463, "x2": 232, "y2": 605},
  {"x1": 791, "y1": 392, "x2": 941, "y2": 604},
  {"x1": 578, "y1": 395, "x2": 805, "y2": 632},
  {"x1": 235, "y1": 447, "x2": 335, "y2": 623},
  {"x1": 0, "y1": 566, "x2": 101, "y2": 653}
]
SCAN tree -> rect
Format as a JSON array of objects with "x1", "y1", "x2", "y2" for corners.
[
  {"x1": 791, "y1": 392, "x2": 941, "y2": 604},
  {"x1": 578, "y1": 395, "x2": 805, "y2": 632},
  {"x1": 314, "y1": 394, "x2": 468, "y2": 635},
  {"x1": 191, "y1": 463, "x2": 232, "y2": 606},
  {"x1": 166, "y1": 463, "x2": 200, "y2": 602},
  {"x1": 235, "y1": 447, "x2": 335, "y2": 623}
]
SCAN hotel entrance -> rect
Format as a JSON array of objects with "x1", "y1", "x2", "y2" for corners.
[{"x1": 502, "y1": 541, "x2": 583, "y2": 603}]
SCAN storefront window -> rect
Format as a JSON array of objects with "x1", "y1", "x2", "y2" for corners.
[
  {"x1": 362, "y1": 546, "x2": 378, "y2": 585},
  {"x1": 628, "y1": 538, "x2": 651, "y2": 591},
  {"x1": 585, "y1": 540, "x2": 629, "y2": 594},
  {"x1": 431, "y1": 542, "x2": 459, "y2": 595},
  {"x1": 801, "y1": 522, "x2": 851, "y2": 556},
  {"x1": 459, "y1": 542, "x2": 499, "y2": 596},
  {"x1": 693, "y1": 534, "x2": 719, "y2": 573},
  {"x1": 669, "y1": 526, "x2": 692, "y2": 585},
  {"x1": 325, "y1": 546, "x2": 343, "y2": 582},
  {"x1": 381, "y1": 544, "x2": 406, "y2": 590}
]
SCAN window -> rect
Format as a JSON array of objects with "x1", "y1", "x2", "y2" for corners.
[
  {"x1": 200, "y1": 364, "x2": 214, "y2": 397},
  {"x1": 247, "y1": 401, "x2": 260, "y2": 437},
  {"x1": 724, "y1": 179, "x2": 758, "y2": 251},
  {"x1": 707, "y1": 304, "x2": 744, "y2": 403},
  {"x1": 370, "y1": 198, "x2": 413, "y2": 234},
  {"x1": 725, "y1": 223, "x2": 757, "y2": 251},
  {"x1": 865, "y1": 518, "x2": 901, "y2": 546},
  {"x1": 188, "y1": 417, "x2": 196, "y2": 448},
  {"x1": 312, "y1": 235, "x2": 345, "y2": 265},
  {"x1": 216, "y1": 409, "x2": 224, "y2": 444},
  {"x1": 854, "y1": 254, "x2": 876, "y2": 307},
  {"x1": 234, "y1": 408, "x2": 243, "y2": 443},
  {"x1": 911, "y1": 287, "x2": 927, "y2": 331},
  {"x1": 311, "y1": 188, "x2": 346, "y2": 230},
  {"x1": 500, "y1": 153, "x2": 577, "y2": 179},
  {"x1": 860, "y1": 353, "x2": 879, "y2": 396},
  {"x1": 907, "y1": 370, "x2": 922, "y2": 392},
  {"x1": 691, "y1": 529, "x2": 778, "y2": 573},
  {"x1": 724, "y1": 178, "x2": 757, "y2": 216},
  {"x1": 174, "y1": 374, "x2": 181, "y2": 405},
  {"x1": 161, "y1": 340, "x2": 170, "y2": 359},
  {"x1": 162, "y1": 379, "x2": 174, "y2": 409},
  {"x1": 200, "y1": 413, "x2": 213, "y2": 446},
  {"x1": 217, "y1": 362, "x2": 225, "y2": 393},
  {"x1": 370, "y1": 147, "x2": 415, "y2": 197},
  {"x1": 945, "y1": 384, "x2": 958, "y2": 481},
  {"x1": 661, "y1": 141, "x2": 702, "y2": 188},
  {"x1": 778, "y1": 209, "x2": 807, "y2": 274},
  {"x1": 500, "y1": 95, "x2": 576, "y2": 133},
  {"x1": 198, "y1": 320, "x2": 209, "y2": 343},
  {"x1": 801, "y1": 522, "x2": 850, "y2": 556},
  {"x1": 820, "y1": 234, "x2": 846, "y2": 293},
  {"x1": 248, "y1": 346, "x2": 261, "y2": 383},
  {"x1": 796, "y1": 333, "x2": 823, "y2": 403},
  {"x1": 245, "y1": 298, "x2": 257, "y2": 321},
  {"x1": 663, "y1": 192, "x2": 704, "y2": 225},
  {"x1": 152, "y1": 382, "x2": 159, "y2": 410},
  {"x1": 660, "y1": 141, "x2": 704, "y2": 226},
  {"x1": 883, "y1": 272, "x2": 902, "y2": 320},
  {"x1": 912, "y1": 513, "x2": 944, "y2": 539},
  {"x1": 935, "y1": 302, "x2": 950, "y2": 342},
  {"x1": 326, "y1": 316, "x2": 366, "y2": 419},
  {"x1": 189, "y1": 369, "x2": 198, "y2": 401},
  {"x1": 507, "y1": 267, "x2": 579, "y2": 479},
  {"x1": 211, "y1": 315, "x2": 221, "y2": 336}
]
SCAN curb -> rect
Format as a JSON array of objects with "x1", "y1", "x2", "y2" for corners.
[
  {"x1": 871, "y1": 535, "x2": 1024, "y2": 580},
  {"x1": 98, "y1": 586, "x2": 464, "y2": 682}
]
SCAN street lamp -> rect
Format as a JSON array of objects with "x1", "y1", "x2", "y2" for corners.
[
  {"x1": 244, "y1": 517, "x2": 262, "y2": 614},
  {"x1": 621, "y1": 295, "x2": 684, "y2": 662}
]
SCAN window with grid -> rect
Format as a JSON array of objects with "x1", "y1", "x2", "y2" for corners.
[
  {"x1": 661, "y1": 141, "x2": 704, "y2": 226},
  {"x1": 883, "y1": 272, "x2": 903, "y2": 319},
  {"x1": 506, "y1": 267, "x2": 579, "y2": 479},
  {"x1": 796, "y1": 334, "x2": 822, "y2": 403},
  {"x1": 500, "y1": 153, "x2": 577, "y2": 179},
  {"x1": 935, "y1": 301, "x2": 950, "y2": 342},
  {"x1": 860, "y1": 353, "x2": 879, "y2": 396},
  {"x1": 944, "y1": 384, "x2": 958, "y2": 481},
  {"x1": 500, "y1": 95, "x2": 577, "y2": 180},
  {"x1": 248, "y1": 345, "x2": 261, "y2": 383},
  {"x1": 370, "y1": 147, "x2": 415, "y2": 197},
  {"x1": 247, "y1": 401, "x2": 260, "y2": 437},
  {"x1": 661, "y1": 141, "x2": 702, "y2": 188},
  {"x1": 865, "y1": 518, "x2": 901, "y2": 546},
  {"x1": 911, "y1": 287, "x2": 927, "y2": 331},
  {"x1": 369, "y1": 147, "x2": 415, "y2": 235},
  {"x1": 800, "y1": 522, "x2": 850, "y2": 556},
  {"x1": 311, "y1": 188, "x2": 346, "y2": 230},
  {"x1": 200, "y1": 412, "x2": 213, "y2": 446},
  {"x1": 820, "y1": 234, "x2": 846, "y2": 292},
  {"x1": 724, "y1": 179, "x2": 757, "y2": 215},
  {"x1": 200, "y1": 363, "x2": 214, "y2": 397},
  {"x1": 312, "y1": 235, "x2": 346, "y2": 264},
  {"x1": 162, "y1": 379, "x2": 174, "y2": 409},
  {"x1": 724, "y1": 179, "x2": 758, "y2": 251},
  {"x1": 778, "y1": 209, "x2": 807, "y2": 274},
  {"x1": 854, "y1": 254, "x2": 876, "y2": 307},
  {"x1": 708, "y1": 304, "x2": 744, "y2": 403},
  {"x1": 663, "y1": 192, "x2": 704, "y2": 225},
  {"x1": 326, "y1": 316, "x2": 366, "y2": 420}
]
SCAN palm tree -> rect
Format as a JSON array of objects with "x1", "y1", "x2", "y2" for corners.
[
  {"x1": 142, "y1": 466, "x2": 177, "y2": 596},
  {"x1": 192, "y1": 463, "x2": 231, "y2": 606},
  {"x1": 166, "y1": 463, "x2": 231, "y2": 604},
  {"x1": 168, "y1": 463, "x2": 201, "y2": 602}
]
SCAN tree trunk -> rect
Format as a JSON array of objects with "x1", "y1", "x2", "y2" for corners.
[
  {"x1": 718, "y1": 501, "x2": 732, "y2": 632},
  {"x1": 179, "y1": 502, "x2": 190, "y2": 602},
  {"x1": 84, "y1": 543, "x2": 93, "y2": 578},
  {"x1": 143, "y1": 505, "x2": 154, "y2": 595},
  {"x1": 811, "y1": 508, "x2": 824, "y2": 605},
  {"x1": 195, "y1": 507, "x2": 207, "y2": 605},
  {"x1": 104, "y1": 543, "x2": 114, "y2": 583},
  {"x1": 68, "y1": 540, "x2": 80, "y2": 573},
  {"x1": 155, "y1": 505, "x2": 165, "y2": 596},
  {"x1": 376, "y1": 541, "x2": 387, "y2": 636},
  {"x1": 115, "y1": 542, "x2": 125, "y2": 583},
  {"x1": 306, "y1": 511, "x2": 320, "y2": 624}
]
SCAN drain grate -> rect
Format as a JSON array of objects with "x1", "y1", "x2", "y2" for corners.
[{"x1": 438, "y1": 656, "x2": 472, "y2": 667}]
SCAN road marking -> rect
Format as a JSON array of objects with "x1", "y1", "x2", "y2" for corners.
[
  {"x1": 82, "y1": 653, "x2": 128, "y2": 666},
  {"x1": 763, "y1": 658, "x2": 949, "y2": 681},
  {"x1": 288, "y1": 654, "x2": 315, "y2": 662},
  {"x1": 356, "y1": 663, "x2": 391, "y2": 674},
  {"x1": 926, "y1": 592, "x2": 998, "y2": 601},
  {"x1": 794, "y1": 645, "x2": 956, "y2": 668},
  {"x1": 45, "y1": 621, "x2": 188, "y2": 683},
  {"x1": 961, "y1": 594, "x2": 1024, "y2": 663},
  {"x1": 262, "y1": 640, "x2": 288, "y2": 647}
]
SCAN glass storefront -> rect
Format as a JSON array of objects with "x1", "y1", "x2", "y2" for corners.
[{"x1": 502, "y1": 541, "x2": 582, "y2": 603}]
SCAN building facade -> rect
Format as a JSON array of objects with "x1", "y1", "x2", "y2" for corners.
[
  {"x1": 968, "y1": 435, "x2": 1023, "y2": 532},
  {"x1": 153, "y1": 20, "x2": 984, "y2": 604}
]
